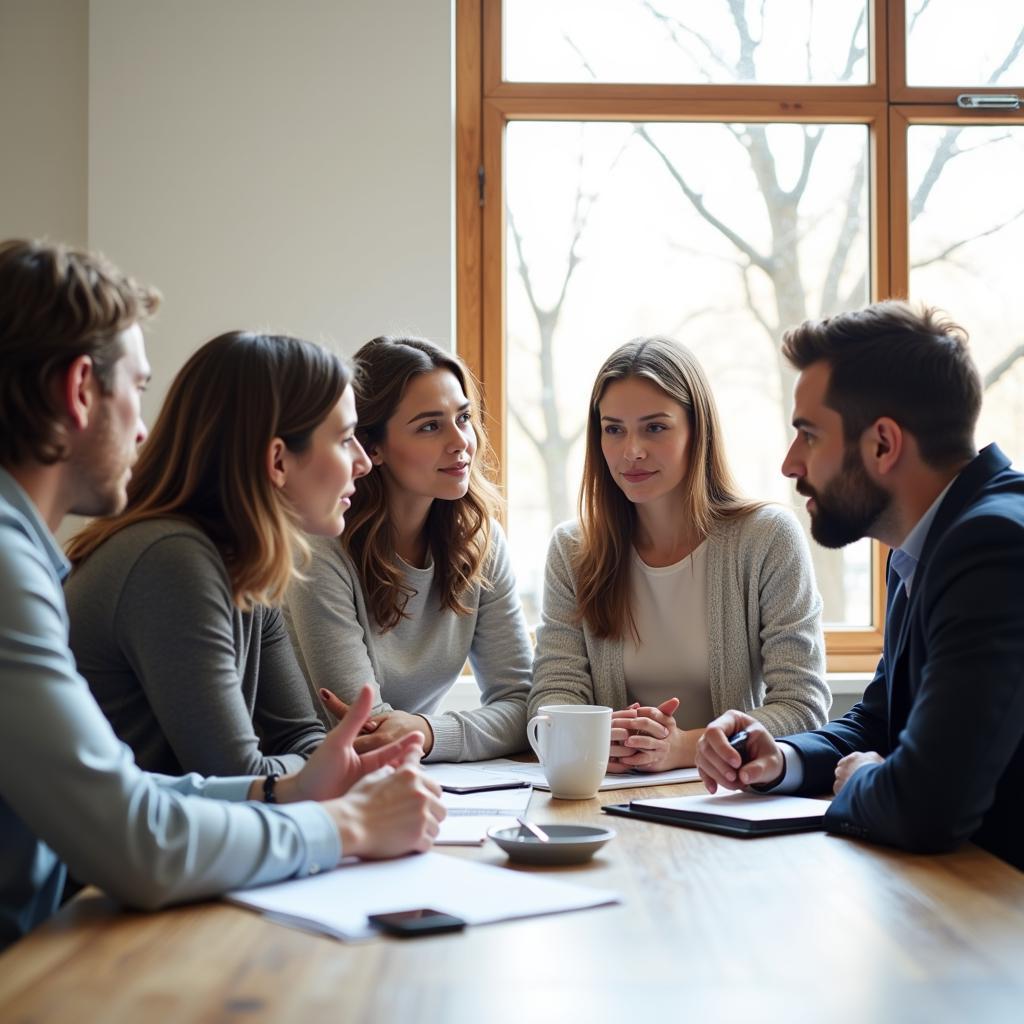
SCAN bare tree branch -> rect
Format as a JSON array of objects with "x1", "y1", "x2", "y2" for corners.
[
  {"x1": 740, "y1": 261, "x2": 776, "y2": 339},
  {"x1": 985, "y1": 343, "x2": 1024, "y2": 389},
  {"x1": 988, "y1": 26, "x2": 1024, "y2": 84},
  {"x1": 562, "y1": 33, "x2": 599, "y2": 81},
  {"x1": 820, "y1": 154, "x2": 867, "y2": 313},
  {"x1": 838, "y1": 7, "x2": 867, "y2": 82},
  {"x1": 508, "y1": 400, "x2": 544, "y2": 452},
  {"x1": 641, "y1": 1, "x2": 729, "y2": 80},
  {"x1": 787, "y1": 126, "x2": 824, "y2": 201},
  {"x1": 911, "y1": 206, "x2": 1024, "y2": 269},
  {"x1": 908, "y1": 0, "x2": 935, "y2": 36},
  {"x1": 909, "y1": 126, "x2": 964, "y2": 222},
  {"x1": 634, "y1": 124, "x2": 774, "y2": 273},
  {"x1": 727, "y1": 0, "x2": 760, "y2": 80}
]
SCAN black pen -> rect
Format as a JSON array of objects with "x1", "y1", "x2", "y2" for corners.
[{"x1": 728, "y1": 729, "x2": 751, "y2": 764}]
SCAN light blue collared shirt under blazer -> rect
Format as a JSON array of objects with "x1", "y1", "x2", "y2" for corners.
[{"x1": 0, "y1": 468, "x2": 339, "y2": 951}]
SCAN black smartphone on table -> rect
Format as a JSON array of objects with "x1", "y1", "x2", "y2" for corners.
[{"x1": 368, "y1": 908, "x2": 466, "y2": 938}]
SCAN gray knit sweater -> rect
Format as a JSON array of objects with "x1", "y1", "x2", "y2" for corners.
[
  {"x1": 531, "y1": 506, "x2": 830, "y2": 734},
  {"x1": 284, "y1": 521, "x2": 531, "y2": 762},
  {"x1": 65, "y1": 519, "x2": 326, "y2": 778}
]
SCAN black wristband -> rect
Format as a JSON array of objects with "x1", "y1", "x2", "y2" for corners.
[{"x1": 263, "y1": 772, "x2": 280, "y2": 804}]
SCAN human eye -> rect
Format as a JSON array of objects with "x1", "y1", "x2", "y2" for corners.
[
  {"x1": 646, "y1": 422, "x2": 667, "y2": 433},
  {"x1": 457, "y1": 410, "x2": 473, "y2": 425},
  {"x1": 418, "y1": 421, "x2": 439, "y2": 433},
  {"x1": 801, "y1": 429, "x2": 816, "y2": 446},
  {"x1": 602, "y1": 424, "x2": 622, "y2": 435}
]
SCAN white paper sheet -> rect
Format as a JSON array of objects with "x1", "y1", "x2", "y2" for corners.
[
  {"x1": 437, "y1": 787, "x2": 533, "y2": 845},
  {"x1": 633, "y1": 791, "x2": 829, "y2": 821},
  {"x1": 428, "y1": 758, "x2": 700, "y2": 792},
  {"x1": 226, "y1": 852, "x2": 619, "y2": 941}
]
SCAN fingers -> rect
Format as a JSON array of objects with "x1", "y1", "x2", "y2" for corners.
[
  {"x1": 358, "y1": 731, "x2": 423, "y2": 775},
  {"x1": 321, "y1": 685, "x2": 374, "y2": 746},
  {"x1": 657, "y1": 697, "x2": 681, "y2": 717},
  {"x1": 621, "y1": 715, "x2": 670, "y2": 740}
]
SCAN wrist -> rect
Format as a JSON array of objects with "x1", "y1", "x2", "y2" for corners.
[
  {"x1": 415, "y1": 715, "x2": 435, "y2": 755},
  {"x1": 674, "y1": 728, "x2": 702, "y2": 768},
  {"x1": 273, "y1": 772, "x2": 302, "y2": 804},
  {"x1": 326, "y1": 796, "x2": 366, "y2": 858}
]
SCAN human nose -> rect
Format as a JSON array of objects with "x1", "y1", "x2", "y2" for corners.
[
  {"x1": 781, "y1": 437, "x2": 802, "y2": 480},
  {"x1": 136, "y1": 414, "x2": 148, "y2": 447},
  {"x1": 352, "y1": 439, "x2": 372, "y2": 479},
  {"x1": 624, "y1": 433, "x2": 646, "y2": 461}
]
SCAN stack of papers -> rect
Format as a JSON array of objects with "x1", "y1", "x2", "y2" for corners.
[
  {"x1": 438, "y1": 786, "x2": 532, "y2": 845},
  {"x1": 227, "y1": 852, "x2": 620, "y2": 941},
  {"x1": 423, "y1": 758, "x2": 700, "y2": 793}
]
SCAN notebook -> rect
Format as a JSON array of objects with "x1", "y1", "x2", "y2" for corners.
[{"x1": 602, "y1": 791, "x2": 829, "y2": 837}]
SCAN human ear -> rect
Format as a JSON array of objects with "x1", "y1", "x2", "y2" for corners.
[
  {"x1": 866, "y1": 417, "x2": 903, "y2": 476},
  {"x1": 266, "y1": 437, "x2": 288, "y2": 489},
  {"x1": 63, "y1": 355, "x2": 96, "y2": 431}
]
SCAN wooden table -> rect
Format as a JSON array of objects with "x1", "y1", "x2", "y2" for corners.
[{"x1": 1, "y1": 779, "x2": 1022, "y2": 1023}]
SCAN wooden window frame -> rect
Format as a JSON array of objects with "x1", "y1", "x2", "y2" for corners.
[{"x1": 455, "y1": 0, "x2": 1024, "y2": 672}]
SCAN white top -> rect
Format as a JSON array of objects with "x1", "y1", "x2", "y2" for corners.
[{"x1": 622, "y1": 541, "x2": 715, "y2": 729}]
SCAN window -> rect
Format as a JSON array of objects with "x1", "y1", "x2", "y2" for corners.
[{"x1": 456, "y1": 0, "x2": 1024, "y2": 670}]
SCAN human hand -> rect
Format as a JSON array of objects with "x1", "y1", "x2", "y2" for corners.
[
  {"x1": 695, "y1": 710, "x2": 783, "y2": 794},
  {"x1": 276, "y1": 685, "x2": 425, "y2": 804},
  {"x1": 319, "y1": 688, "x2": 435, "y2": 756},
  {"x1": 608, "y1": 698, "x2": 683, "y2": 772},
  {"x1": 325, "y1": 756, "x2": 446, "y2": 859},
  {"x1": 833, "y1": 751, "x2": 884, "y2": 794},
  {"x1": 317, "y1": 687, "x2": 379, "y2": 733}
]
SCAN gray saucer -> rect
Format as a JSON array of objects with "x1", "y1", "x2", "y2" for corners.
[{"x1": 487, "y1": 824, "x2": 616, "y2": 865}]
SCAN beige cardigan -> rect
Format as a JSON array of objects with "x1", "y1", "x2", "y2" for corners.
[{"x1": 530, "y1": 505, "x2": 830, "y2": 734}]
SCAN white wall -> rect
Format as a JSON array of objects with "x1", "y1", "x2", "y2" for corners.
[
  {"x1": 89, "y1": 0, "x2": 453, "y2": 419},
  {"x1": 1, "y1": 0, "x2": 453, "y2": 423},
  {"x1": 0, "y1": 0, "x2": 88, "y2": 246}
]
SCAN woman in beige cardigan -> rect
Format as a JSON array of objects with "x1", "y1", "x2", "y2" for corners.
[{"x1": 530, "y1": 337, "x2": 830, "y2": 773}]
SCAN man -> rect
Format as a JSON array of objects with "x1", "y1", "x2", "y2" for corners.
[
  {"x1": 695, "y1": 301, "x2": 1024, "y2": 870},
  {"x1": 0, "y1": 238, "x2": 445, "y2": 951}
]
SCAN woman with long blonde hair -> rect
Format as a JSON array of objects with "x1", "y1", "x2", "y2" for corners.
[
  {"x1": 66, "y1": 331, "x2": 372, "y2": 778},
  {"x1": 531, "y1": 336, "x2": 829, "y2": 771},
  {"x1": 285, "y1": 336, "x2": 531, "y2": 762}
]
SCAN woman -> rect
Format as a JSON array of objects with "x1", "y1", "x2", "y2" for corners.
[
  {"x1": 65, "y1": 331, "x2": 372, "y2": 777},
  {"x1": 531, "y1": 336, "x2": 829, "y2": 772},
  {"x1": 285, "y1": 335, "x2": 531, "y2": 762}
]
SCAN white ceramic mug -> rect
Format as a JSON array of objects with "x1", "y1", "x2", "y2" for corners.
[{"x1": 526, "y1": 704, "x2": 612, "y2": 799}]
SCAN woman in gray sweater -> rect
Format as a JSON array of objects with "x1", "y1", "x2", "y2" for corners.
[
  {"x1": 531, "y1": 337, "x2": 830, "y2": 772},
  {"x1": 65, "y1": 332, "x2": 372, "y2": 778},
  {"x1": 285, "y1": 336, "x2": 531, "y2": 763}
]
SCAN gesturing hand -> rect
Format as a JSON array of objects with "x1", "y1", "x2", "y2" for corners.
[
  {"x1": 319, "y1": 688, "x2": 436, "y2": 757},
  {"x1": 609, "y1": 698, "x2": 684, "y2": 773},
  {"x1": 278, "y1": 684, "x2": 425, "y2": 804}
]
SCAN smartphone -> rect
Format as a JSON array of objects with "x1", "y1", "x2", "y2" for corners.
[{"x1": 368, "y1": 908, "x2": 466, "y2": 938}]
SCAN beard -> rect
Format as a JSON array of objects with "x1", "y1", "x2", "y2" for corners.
[
  {"x1": 70, "y1": 400, "x2": 134, "y2": 518},
  {"x1": 799, "y1": 445, "x2": 890, "y2": 549}
]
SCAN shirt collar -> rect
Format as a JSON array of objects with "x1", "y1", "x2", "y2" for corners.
[
  {"x1": 890, "y1": 476, "x2": 957, "y2": 595},
  {"x1": 0, "y1": 467, "x2": 71, "y2": 581}
]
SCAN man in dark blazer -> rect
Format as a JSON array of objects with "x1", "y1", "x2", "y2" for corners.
[{"x1": 695, "y1": 301, "x2": 1024, "y2": 871}]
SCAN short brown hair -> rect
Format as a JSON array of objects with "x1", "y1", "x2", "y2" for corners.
[
  {"x1": 782, "y1": 300, "x2": 981, "y2": 469},
  {"x1": 0, "y1": 238, "x2": 160, "y2": 468}
]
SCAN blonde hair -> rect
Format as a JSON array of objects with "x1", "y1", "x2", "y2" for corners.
[
  {"x1": 343, "y1": 335, "x2": 501, "y2": 631},
  {"x1": 575, "y1": 336, "x2": 762, "y2": 639},
  {"x1": 67, "y1": 332, "x2": 350, "y2": 610}
]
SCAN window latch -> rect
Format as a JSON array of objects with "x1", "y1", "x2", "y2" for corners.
[{"x1": 956, "y1": 93, "x2": 1021, "y2": 110}]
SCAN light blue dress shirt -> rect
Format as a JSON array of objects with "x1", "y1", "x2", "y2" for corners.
[{"x1": 0, "y1": 468, "x2": 339, "y2": 951}]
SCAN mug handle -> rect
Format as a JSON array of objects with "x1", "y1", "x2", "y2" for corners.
[{"x1": 526, "y1": 714, "x2": 550, "y2": 763}]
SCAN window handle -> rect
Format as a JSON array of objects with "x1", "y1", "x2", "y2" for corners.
[{"x1": 956, "y1": 93, "x2": 1020, "y2": 110}]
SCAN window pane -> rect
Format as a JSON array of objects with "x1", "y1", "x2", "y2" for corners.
[
  {"x1": 908, "y1": 125, "x2": 1024, "y2": 469},
  {"x1": 504, "y1": 0, "x2": 869, "y2": 85},
  {"x1": 906, "y1": 1, "x2": 1024, "y2": 87},
  {"x1": 505, "y1": 120, "x2": 872, "y2": 630}
]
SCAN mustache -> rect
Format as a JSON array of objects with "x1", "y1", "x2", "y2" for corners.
[{"x1": 795, "y1": 481, "x2": 817, "y2": 500}]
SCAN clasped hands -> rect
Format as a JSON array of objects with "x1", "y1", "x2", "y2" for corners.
[
  {"x1": 609, "y1": 697, "x2": 703, "y2": 773},
  {"x1": 694, "y1": 709, "x2": 884, "y2": 795}
]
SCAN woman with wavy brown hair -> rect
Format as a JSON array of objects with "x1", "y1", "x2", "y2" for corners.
[
  {"x1": 65, "y1": 331, "x2": 372, "y2": 778},
  {"x1": 530, "y1": 336, "x2": 830, "y2": 772},
  {"x1": 285, "y1": 336, "x2": 531, "y2": 762}
]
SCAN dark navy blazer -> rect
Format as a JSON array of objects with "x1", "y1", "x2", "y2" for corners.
[{"x1": 784, "y1": 444, "x2": 1024, "y2": 870}]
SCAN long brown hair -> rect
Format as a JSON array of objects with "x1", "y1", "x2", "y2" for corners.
[
  {"x1": 67, "y1": 331, "x2": 350, "y2": 610},
  {"x1": 576, "y1": 336, "x2": 761, "y2": 640},
  {"x1": 344, "y1": 336, "x2": 500, "y2": 631}
]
